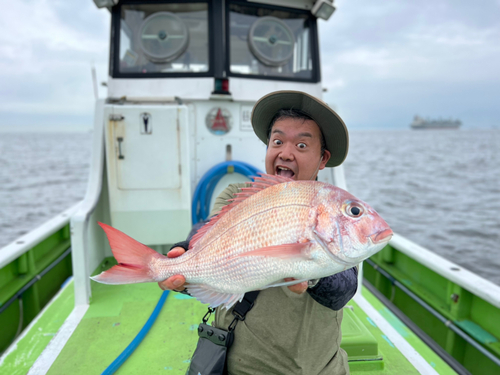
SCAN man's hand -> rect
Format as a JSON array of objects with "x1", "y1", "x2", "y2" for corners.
[
  {"x1": 158, "y1": 247, "x2": 187, "y2": 291},
  {"x1": 285, "y1": 278, "x2": 308, "y2": 294}
]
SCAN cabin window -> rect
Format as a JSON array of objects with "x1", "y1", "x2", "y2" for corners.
[
  {"x1": 228, "y1": 3, "x2": 315, "y2": 81},
  {"x1": 117, "y1": 3, "x2": 209, "y2": 75}
]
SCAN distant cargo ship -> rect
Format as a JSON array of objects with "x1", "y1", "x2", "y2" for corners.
[{"x1": 410, "y1": 115, "x2": 461, "y2": 129}]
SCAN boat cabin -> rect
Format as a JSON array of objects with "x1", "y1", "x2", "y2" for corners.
[{"x1": 78, "y1": 0, "x2": 341, "y2": 307}]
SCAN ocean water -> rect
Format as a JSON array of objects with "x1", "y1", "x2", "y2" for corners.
[
  {"x1": 0, "y1": 129, "x2": 499, "y2": 285},
  {"x1": 343, "y1": 129, "x2": 500, "y2": 285},
  {"x1": 0, "y1": 131, "x2": 92, "y2": 245}
]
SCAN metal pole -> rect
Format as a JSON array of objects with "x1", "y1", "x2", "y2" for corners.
[
  {"x1": 91, "y1": 64, "x2": 99, "y2": 100},
  {"x1": 0, "y1": 247, "x2": 72, "y2": 315}
]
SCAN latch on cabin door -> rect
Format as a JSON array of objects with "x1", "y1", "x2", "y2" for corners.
[
  {"x1": 140, "y1": 113, "x2": 152, "y2": 134},
  {"x1": 109, "y1": 114, "x2": 126, "y2": 160},
  {"x1": 117, "y1": 137, "x2": 125, "y2": 159}
]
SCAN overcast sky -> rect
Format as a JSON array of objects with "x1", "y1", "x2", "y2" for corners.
[{"x1": 1, "y1": 0, "x2": 499, "y2": 130}]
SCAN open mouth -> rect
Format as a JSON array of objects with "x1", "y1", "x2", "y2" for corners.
[{"x1": 276, "y1": 166, "x2": 295, "y2": 179}]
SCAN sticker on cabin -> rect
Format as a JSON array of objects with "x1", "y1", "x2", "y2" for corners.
[
  {"x1": 240, "y1": 106, "x2": 253, "y2": 132},
  {"x1": 206, "y1": 108, "x2": 232, "y2": 135}
]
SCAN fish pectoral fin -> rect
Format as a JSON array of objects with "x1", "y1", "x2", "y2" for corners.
[
  {"x1": 233, "y1": 242, "x2": 312, "y2": 260},
  {"x1": 187, "y1": 284, "x2": 244, "y2": 309}
]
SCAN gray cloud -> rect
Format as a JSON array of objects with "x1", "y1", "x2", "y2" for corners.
[
  {"x1": 320, "y1": 0, "x2": 500, "y2": 129},
  {"x1": 0, "y1": 0, "x2": 109, "y2": 128},
  {"x1": 1, "y1": 0, "x2": 498, "y2": 130}
]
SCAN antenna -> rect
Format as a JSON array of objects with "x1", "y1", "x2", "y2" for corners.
[{"x1": 91, "y1": 63, "x2": 98, "y2": 100}]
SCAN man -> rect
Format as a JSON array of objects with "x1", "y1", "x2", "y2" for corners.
[{"x1": 160, "y1": 91, "x2": 357, "y2": 374}]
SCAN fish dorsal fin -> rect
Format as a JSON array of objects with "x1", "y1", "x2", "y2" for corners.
[{"x1": 188, "y1": 173, "x2": 293, "y2": 249}]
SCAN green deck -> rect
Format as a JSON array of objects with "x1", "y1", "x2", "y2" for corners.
[
  {"x1": 0, "y1": 280, "x2": 74, "y2": 375},
  {"x1": 1, "y1": 257, "x2": 456, "y2": 374}
]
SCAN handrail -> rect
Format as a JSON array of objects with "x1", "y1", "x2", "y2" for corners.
[
  {"x1": 0, "y1": 202, "x2": 82, "y2": 269},
  {"x1": 389, "y1": 233, "x2": 500, "y2": 309},
  {"x1": 71, "y1": 99, "x2": 106, "y2": 306},
  {"x1": 365, "y1": 258, "x2": 500, "y2": 368},
  {"x1": 0, "y1": 247, "x2": 73, "y2": 315}
]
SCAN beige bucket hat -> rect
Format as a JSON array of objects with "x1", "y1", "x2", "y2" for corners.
[{"x1": 251, "y1": 90, "x2": 349, "y2": 167}]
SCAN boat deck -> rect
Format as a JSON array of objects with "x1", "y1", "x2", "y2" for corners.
[{"x1": 1, "y1": 258, "x2": 456, "y2": 375}]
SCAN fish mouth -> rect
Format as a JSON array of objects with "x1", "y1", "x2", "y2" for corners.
[
  {"x1": 275, "y1": 165, "x2": 295, "y2": 179},
  {"x1": 369, "y1": 228, "x2": 393, "y2": 244},
  {"x1": 340, "y1": 231, "x2": 392, "y2": 264}
]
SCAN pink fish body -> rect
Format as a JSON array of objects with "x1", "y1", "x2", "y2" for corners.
[{"x1": 92, "y1": 174, "x2": 392, "y2": 308}]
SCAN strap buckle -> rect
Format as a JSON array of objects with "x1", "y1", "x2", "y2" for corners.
[
  {"x1": 227, "y1": 291, "x2": 258, "y2": 332},
  {"x1": 228, "y1": 316, "x2": 239, "y2": 332},
  {"x1": 202, "y1": 307, "x2": 216, "y2": 324},
  {"x1": 228, "y1": 306, "x2": 248, "y2": 332}
]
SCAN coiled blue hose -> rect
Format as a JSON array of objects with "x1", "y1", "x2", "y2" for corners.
[
  {"x1": 101, "y1": 291, "x2": 169, "y2": 375},
  {"x1": 191, "y1": 161, "x2": 262, "y2": 225}
]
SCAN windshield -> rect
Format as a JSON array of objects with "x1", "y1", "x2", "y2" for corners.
[
  {"x1": 118, "y1": 3, "x2": 209, "y2": 74},
  {"x1": 228, "y1": 4, "x2": 315, "y2": 80}
]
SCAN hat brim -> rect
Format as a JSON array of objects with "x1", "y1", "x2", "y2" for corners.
[{"x1": 251, "y1": 91, "x2": 348, "y2": 167}]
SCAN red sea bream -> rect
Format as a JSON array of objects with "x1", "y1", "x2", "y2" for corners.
[{"x1": 91, "y1": 174, "x2": 393, "y2": 308}]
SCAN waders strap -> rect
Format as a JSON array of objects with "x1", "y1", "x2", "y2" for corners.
[
  {"x1": 188, "y1": 292, "x2": 260, "y2": 375},
  {"x1": 228, "y1": 291, "x2": 260, "y2": 331}
]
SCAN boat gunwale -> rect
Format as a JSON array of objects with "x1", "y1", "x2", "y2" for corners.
[
  {"x1": 0, "y1": 203, "x2": 81, "y2": 269},
  {"x1": 389, "y1": 233, "x2": 500, "y2": 309}
]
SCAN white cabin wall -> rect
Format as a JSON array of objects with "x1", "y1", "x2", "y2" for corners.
[
  {"x1": 191, "y1": 99, "x2": 266, "y2": 183},
  {"x1": 107, "y1": 78, "x2": 213, "y2": 100},
  {"x1": 230, "y1": 78, "x2": 323, "y2": 102},
  {"x1": 103, "y1": 104, "x2": 192, "y2": 246},
  {"x1": 107, "y1": 77, "x2": 323, "y2": 103}
]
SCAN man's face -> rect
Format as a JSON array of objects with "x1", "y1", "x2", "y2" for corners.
[{"x1": 265, "y1": 118, "x2": 331, "y2": 181}]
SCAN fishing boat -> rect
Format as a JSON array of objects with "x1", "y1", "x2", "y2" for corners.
[{"x1": 1, "y1": 1, "x2": 499, "y2": 374}]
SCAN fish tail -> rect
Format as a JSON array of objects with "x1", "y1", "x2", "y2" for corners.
[{"x1": 90, "y1": 222, "x2": 165, "y2": 284}]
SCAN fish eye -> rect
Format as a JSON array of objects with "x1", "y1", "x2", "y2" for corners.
[{"x1": 345, "y1": 202, "x2": 364, "y2": 218}]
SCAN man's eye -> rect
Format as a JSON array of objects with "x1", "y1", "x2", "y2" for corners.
[
  {"x1": 273, "y1": 139, "x2": 282, "y2": 145},
  {"x1": 297, "y1": 143, "x2": 306, "y2": 149}
]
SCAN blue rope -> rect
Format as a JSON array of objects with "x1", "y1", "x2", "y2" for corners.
[{"x1": 101, "y1": 291, "x2": 170, "y2": 375}]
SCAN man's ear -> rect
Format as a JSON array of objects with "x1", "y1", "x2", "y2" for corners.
[{"x1": 319, "y1": 150, "x2": 331, "y2": 170}]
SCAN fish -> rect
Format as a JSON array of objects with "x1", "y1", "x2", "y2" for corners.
[{"x1": 91, "y1": 174, "x2": 392, "y2": 309}]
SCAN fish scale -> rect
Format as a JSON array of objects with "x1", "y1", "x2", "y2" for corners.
[
  {"x1": 91, "y1": 174, "x2": 393, "y2": 308},
  {"x1": 184, "y1": 205, "x2": 313, "y2": 288}
]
